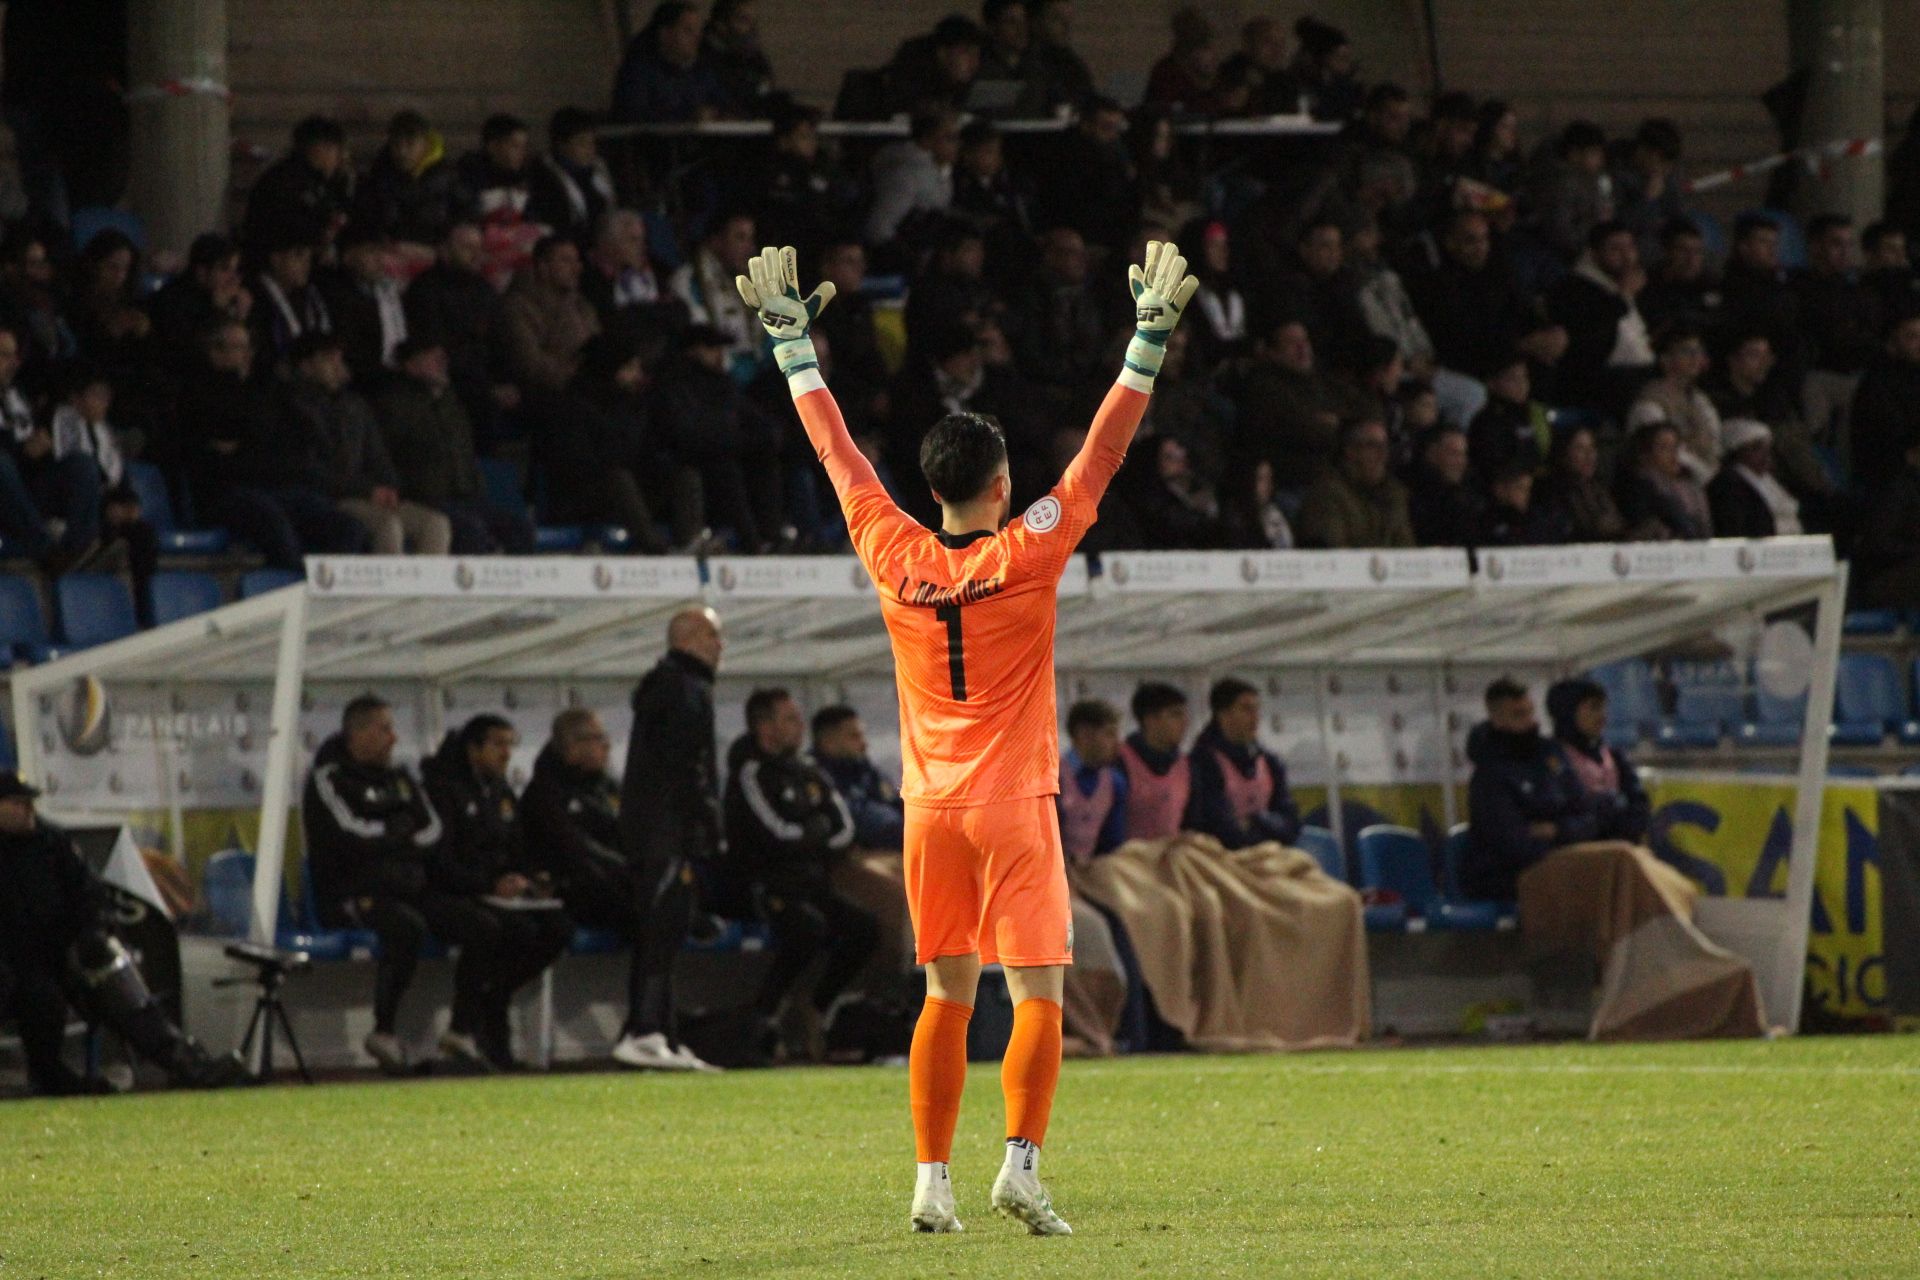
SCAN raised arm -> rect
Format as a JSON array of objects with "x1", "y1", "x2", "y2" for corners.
[{"x1": 737, "y1": 246, "x2": 916, "y2": 562}]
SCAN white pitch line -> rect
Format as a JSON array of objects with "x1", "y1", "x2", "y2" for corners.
[{"x1": 1190, "y1": 1060, "x2": 1920, "y2": 1078}]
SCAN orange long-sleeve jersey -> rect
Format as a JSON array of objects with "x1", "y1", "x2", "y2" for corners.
[{"x1": 792, "y1": 375, "x2": 1149, "y2": 809}]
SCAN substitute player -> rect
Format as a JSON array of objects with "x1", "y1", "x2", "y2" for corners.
[{"x1": 736, "y1": 241, "x2": 1196, "y2": 1237}]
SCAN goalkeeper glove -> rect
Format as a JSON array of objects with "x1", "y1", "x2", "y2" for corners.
[
  {"x1": 734, "y1": 245, "x2": 837, "y2": 382},
  {"x1": 1122, "y1": 239, "x2": 1200, "y2": 390}
]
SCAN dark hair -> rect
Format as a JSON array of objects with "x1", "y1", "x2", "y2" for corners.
[
  {"x1": 460, "y1": 713, "x2": 515, "y2": 749},
  {"x1": 771, "y1": 102, "x2": 822, "y2": 139},
  {"x1": 550, "y1": 706, "x2": 599, "y2": 743},
  {"x1": 1131, "y1": 681, "x2": 1188, "y2": 722},
  {"x1": 291, "y1": 115, "x2": 345, "y2": 152},
  {"x1": 393, "y1": 335, "x2": 445, "y2": 364},
  {"x1": 1066, "y1": 699, "x2": 1118, "y2": 735},
  {"x1": 982, "y1": 0, "x2": 1026, "y2": 23},
  {"x1": 1633, "y1": 117, "x2": 1682, "y2": 162},
  {"x1": 679, "y1": 322, "x2": 732, "y2": 350},
  {"x1": 1545, "y1": 421, "x2": 1595, "y2": 473},
  {"x1": 1338, "y1": 417, "x2": 1388, "y2": 452},
  {"x1": 1733, "y1": 212, "x2": 1778, "y2": 243},
  {"x1": 810, "y1": 704, "x2": 859, "y2": 739},
  {"x1": 548, "y1": 106, "x2": 598, "y2": 150},
  {"x1": 58, "y1": 359, "x2": 111, "y2": 399},
  {"x1": 1365, "y1": 82, "x2": 1410, "y2": 111},
  {"x1": 287, "y1": 331, "x2": 345, "y2": 367},
  {"x1": 642, "y1": 1, "x2": 698, "y2": 42},
  {"x1": 959, "y1": 119, "x2": 999, "y2": 150},
  {"x1": 1357, "y1": 334, "x2": 1402, "y2": 375},
  {"x1": 1081, "y1": 94, "x2": 1125, "y2": 119},
  {"x1": 482, "y1": 113, "x2": 529, "y2": 145},
  {"x1": 1806, "y1": 213, "x2": 1852, "y2": 242},
  {"x1": 1627, "y1": 419, "x2": 1679, "y2": 465},
  {"x1": 1862, "y1": 220, "x2": 1900, "y2": 254},
  {"x1": 342, "y1": 693, "x2": 390, "y2": 733},
  {"x1": 80, "y1": 228, "x2": 138, "y2": 267},
  {"x1": 1294, "y1": 15, "x2": 1348, "y2": 60},
  {"x1": 387, "y1": 109, "x2": 430, "y2": 141},
  {"x1": 187, "y1": 232, "x2": 239, "y2": 270},
  {"x1": 1209, "y1": 677, "x2": 1257, "y2": 715},
  {"x1": 1483, "y1": 676, "x2": 1528, "y2": 709},
  {"x1": 1472, "y1": 99, "x2": 1515, "y2": 156},
  {"x1": 1652, "y1": 321, "x2": 1702, "y2": 357},
  {"x1": 1659, "y1": 215, "x2": 1703, "y2": 246},
  {"x1": 1557, "y1": 120, "x2": 1605, "y2": 154},
  {"x1": 745, "y1": 687, "x2": 792, "y2": 729},
  {"x1": 1432, "y1": 90, "x2": 1476, "y2": 123},
  {"x1": 919, "y1": 412, "x2": 1007, "y2": 504},
  {"x1": 932, "y1": 14, "x2": 986, "y2": 48},
  {"x1": 335, "y1": 221, "x2": 390, "y2": 253},
  {"x1": 1586, "y1": 218, "x2": 1633, "y2": 253}
]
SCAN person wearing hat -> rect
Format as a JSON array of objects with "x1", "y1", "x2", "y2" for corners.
[
  {"x1": 0, "y1": 773, "x2": 244, "y2": 1095},
  {"x1": 1546, "y1": 679, "x2": 1650, "y2": 843},
  {"x1": 1707, "y1": 417, "x2": 1802, "y2": 538}
]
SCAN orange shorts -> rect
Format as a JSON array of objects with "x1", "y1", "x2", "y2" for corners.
[{"x1": 903, "y1": 795, "x2": 1073, "y2": 968}]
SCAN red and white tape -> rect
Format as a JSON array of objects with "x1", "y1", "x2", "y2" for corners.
[
  {"x1": 1682, "y1": 136, "x2": 1882, "y2": 194},
  {"x1": 124, "y1": 77, "x2": 232, "y2": 105}
]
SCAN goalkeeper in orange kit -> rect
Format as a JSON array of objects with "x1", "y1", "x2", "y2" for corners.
[{"x1": 736, "y1": 239, "x2": 1197, "y2": 1237}]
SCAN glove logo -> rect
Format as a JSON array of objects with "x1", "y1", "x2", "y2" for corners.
[
  {"x1": 1022, "y1": 495, "x2": 1062, "y2": 533},
  {"x1": 1136, "y1": 304, "x2": 1164, "y2": 325}
]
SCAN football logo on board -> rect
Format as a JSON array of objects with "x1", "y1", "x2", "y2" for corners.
[
  {"x1": 455, "y1": 562, "x2": 475, "y2": 591},
  {"x1": 1612, "y1": 549, "x2": 1633, "y2": 578},
  {"x1": 57, "y1": 676, "x2": 112, "y2": 757},
  {"x1": 850, "y1": 562, "x2": 870, "y2": 590},
  {"x1": 717, "y1": 564, "x2": 738, "y2": 591},
  {"x1": 1368, "y1": 553, "x2": 1389, "y2": 583},
  {"x1": 1239, "y1": 556, "x2": 1259, "y2": 584},
  {"x1": 593, "y1": 563, "x2": 613, "y2": 591},
  {"x1": 312, "y1": 561, "x2": 335, "y2": 591},
  {"x1": 1737, "y1": 545, "x2": 1757, "y2": 574},
  {"x1": 1484, "y1": 552, "x2": 1505, "y2": 580},
  {"x1": 1023, "y1": 495, "x2": 1061, "y2": 533}
]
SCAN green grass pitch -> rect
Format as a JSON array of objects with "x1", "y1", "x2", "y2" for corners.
[{"x1": 3, "y1": 1036, "x2": 1916, "y2": 1278}]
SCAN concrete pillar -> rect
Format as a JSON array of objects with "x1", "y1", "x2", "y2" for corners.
[
  {"x1": 126, "y1": 0, "x2": 230, "y2": 260},
  {"x1": 1789, "y1": 0, "x2": 1885, "y2": 223}
]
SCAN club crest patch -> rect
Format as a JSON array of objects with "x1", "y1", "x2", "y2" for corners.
[{"x1": 1023, "y1": 496, "x2": 1062, "y2": 533}]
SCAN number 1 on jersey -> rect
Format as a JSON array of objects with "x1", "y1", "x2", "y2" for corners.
[{"x1": 935, "y1": 603, "x2": 968, "y2": 701}]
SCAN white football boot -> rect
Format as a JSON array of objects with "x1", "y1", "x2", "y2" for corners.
[
  {"x1": 990, "y1": 1139, "x2": 1072, "y2": 1236},
  {"x1": 612, "y1": 1031, "x2": 697, "y2": 1071},
  {"x1": 910, "y1": 1161, "x2": 964, "y2": 1234}
]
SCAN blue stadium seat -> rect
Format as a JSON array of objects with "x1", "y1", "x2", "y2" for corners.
[
  {"x1": 1843, "y1": 609, "x2": 1903, "y2": 637},
  {"x1": 0, "y1": 573, "x2": 57, "y2": 664},
  {"x1": 1686, "y1": 210, "x2": 1727, "y2": 260},
  {"x1": 0, "y1": 714, "x2": 15, "y2": 772},
  {"x1": 590, "y1": 524, "x2": 632, "y2": 552},
  {"x1": 570, "y1": 927, "x2": 627, "y2": 955},
  {"x1": 238, "y1": 568, "x2": 303, "y2": 598},
  {"x1": 1441, "y1": 824, "x2": 1517, "y2": 925},
  {"x1": 532, "y1": 525, "x2": 586, "y2": 552},
  {"x1": 479, "y1": 456, "x2": 581, "y2": 552},
  {"x1": 1659, "y1": 661, "x2": 1744, "y2": 746},
  {"x1": 1589, "y1": 660, "x2": 1660, "y2": 747},
  {"x1": 684, "y1": 919, "x2": 772, "y2": 952},
  {"x1": 1828, "y1": 764, "x2": 1880, "y2": 779},
  {"x1": 201, "y1": 849, "x2": 258, "y2": 937},
  {"x1": 1363, "y1": 902, "x2": 1409, "y2": 932},
  {"x1": 289, "y1": 856, "x2": 373, "y2": 961},
  {"x1": 70, "y1": 206, "x2": 147, "y2": 253},
  {"x1": 1905, "y1": 762, "x2": 1920, "y2": 779},
  {"x1": 54, "y1": 573, "x2": 137, "y2": 648},
  {"x1": 1294, "y1": 824, "x2": 1344, "y2": 881},
  {"x1": 145, "y1": 570, "x2": 223, "y2": 626},
  {"x1": 1356, "y1": 824, "x2": 1501, "y2": 931},
  {"x1": 125, "y1": 461, "x2": 232, "y2": 556},
  {"x1": 1831, "y1": 654, "x2": 1908, "y2": 746},
  {"x1": 1741, "y1": 208, "x2": 1806, "y2": 269}
]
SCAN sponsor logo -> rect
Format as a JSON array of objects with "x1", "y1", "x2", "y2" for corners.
[
  {"x1": 57, "y1": 677, "x2": 112, "y2": 756},
  {"x1": 454, "y1": 562, "x2": 475, "y2": 591},
  {"x1": 1484, "y1": 552, "x2": 1505, "y2": 581},
  {"x1": 1109, "y1": 559, "x2": 1130, "y2": 586},
  {"x1": 1368, "y1": 553, "x2": 1389, "y2": 583},
  {"x1": 1612, "y1": 549, "x2": 1633, "y2": 578},
  {"x1": 717, "y1": 564, "x2": 738, "y2": 591},
  {"x1": 1239, "y1": 556, "x2": 1259, "y2": 584},
  {"x1": 593, "y1": 563, "x2": 613, "y2": 591},
  {"x1": 312, "y1": 561, "x2": 335, "y2": 590},
  {"x1": 1737, "y1": 545, "x2": 1757, "y2": 574},
  {"x1": 850, "y1": 562, "x2": 870, "y2": 591},
  {"x1": 1023, "y1": 495, "x2": 1062, "y2": 533}
]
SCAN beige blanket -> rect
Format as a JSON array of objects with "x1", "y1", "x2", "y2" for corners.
[
  {"x1": 1070, "y1": 834, "x2": 1370, "y2": 1052},
  {"x1": 1518, "y1": 841, "x2": 1766, "y2": 1041}
]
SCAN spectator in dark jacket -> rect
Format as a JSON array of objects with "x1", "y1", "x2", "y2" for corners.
[
  {"x1": 1706, "y1": 418, "x2": 1802, "y2": 538},
  {"x1": 1462, "y1": 678, "x2": 1600, "y2": 901},
  {"x1": 1546, "y1": 678, "x2": 1650, "y2": 844},
  {"x1": 240, "y1": 115, "x2": 351, "y2": 253},
  {"x1": 528, "y1": 334, "x2": 674, "y2": 553},
  {"x1": 177, "y1": 320, "x2": 371, "y2": 568},
  {"x1": 611, "y1": 1, "x2": 727, "y2": 123},
  {"x1": 1217, "y1": 319, "x2": 1369, "y2": 492},
  {"x1": 353, "y1": 110, "x2": 460, "y2": 247},
  {"x1": 1720, "y1": 213, "x2": 1801, "y2": 372},
  {"x1": 879, "y1": 15, "x2": 984, "y2": 118},
  {"x1": 1467, "y1": 354, "x2": 1551, "y2": 484},
  {"x1": 1184, "y1": 677, "x2": 1301, "y2": 850},
  {"x1": 1615, "y1": 420, "x2": 1711, "y2": 540},
  {"x1": 248, "y1": 234, "x2": 331, "y2": 374},
  {"x1": 501, "y1": 235, "x2": 603, "y2": 395},
  {"x1": 302, "y1": 694, "x2": 522, "y2": 1076},
  {"x1": 702, "y1": 0, "x2": 775, "y2": 113},
  {"x1": 420, "y1": 715, "x2": 571, "y2": 1071},
  {"x1": 1408, "y1": 423, "x2": 1484, "y2": 548},
  {"x1": 1138, "y1": 434, "x2": 1223, "y2": 549},
  {"x1": 1638, "y1": 217, "x2": 1723, "y2": 336},
  {"x1": 150, "y1": 233, "x2": 252, "y2": 373},
  {"x1": 1534, "y1": 424, "x2": 1626, "y2": 543},
  {"x1": 1477, "y1": 463, "x2": 1557, "y2": 547},
  {"x1": 723, "y1": 689, "x2": 875, "y2": 1057},
  {"x1": 1406, "y1": 211, "x2": 1567, "y2": 389},
  {"x1": 526, "y1": 108, "x2": 617, "y2": 238},
  {"x1": 1034, "y1": 97, "x2": 1137, "y2": 254},
  {"x1": 653, "y1": 325, "x2": 788, "y2": 550},
  {"x1": 810, "y1": 705, "x2": 904, "y2": 850},
  {"x1": 615, "y1": 607, "x2": 727, "y2": 1071},
  {"x1": 316, "y1": 224, "x2": 409, "y2": 385},
  {"x1": 280, "y1": 334, "x2": 450, "y2": 554},
  {"x1": 1005, "y1": 226, "x2": 1114, "y2": 409},
  {"x1": 0, "y1": 327, "x2": 102, "y2": 570},
  {"x1": 402, "y1": 221, "x2": 511, "y2": 445},
  {"x1": 1297, "y1": 418, "x2": 1415, "y2": 549},
  {"x1": 1611, "y1": 119, "x2": 1687, "y2": 267},
  {"x1": 1849, "y1": 311, "x2": 1920, "y2": 495},
  {"x1": 582, "y1": 209, "x2": 688, "y2": 357},
  {"x1": 373, "y1": 337, "x2": 534, "y2": 553},
  {"x1": 453, "y1": 115, "x2": 535, "y2": 225},
  {"x1": 520, "y1": 709, "x2": 655, "y2": 1047},
  {"x1": 1545, "y1": 220, "x2": 1656, "y2": 414},
  {"x1": 1793, "y1": 214, "x2": 1881, "y2": 442},
  {"x1": 1852, "y1": 430, "x2": 1920, "y2": 607}
]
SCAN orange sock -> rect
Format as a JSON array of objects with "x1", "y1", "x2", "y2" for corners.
[
  {"x1": 1001, "y1": 997, "x2": 1063, "y2": 1147},
  {"x1": 909, "y1": 996, "x2": 972, "y2": 1163}
]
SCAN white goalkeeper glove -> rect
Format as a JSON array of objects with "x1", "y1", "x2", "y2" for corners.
[
  {"x1": 1122, "y1": 239, "x2": 1199, "y2": 390},
  {"x1": 734, "y1": 245, "x2": 836, "y2": 382}
]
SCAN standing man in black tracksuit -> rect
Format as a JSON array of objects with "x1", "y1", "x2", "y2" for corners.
[
  {"x1": 615, "y1": 605, "x2": 726, "y2": 1072},
  {"x1": 520, "y1": 706, "x2": 656, "y2": 1059},
  {"x1": 420, "y1": 714, "x2": 572, "y2": 1071},
  {"x1": 303, "y1": 694, "x2": 513, "y2": 1075},
  {"x1": 723, "y1": 688, "x2": 877, "y2": 1059}
]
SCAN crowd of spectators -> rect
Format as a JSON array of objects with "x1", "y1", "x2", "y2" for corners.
[{"x1": 0, "y1": 0, "x2": 1915, "y2": 611}]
